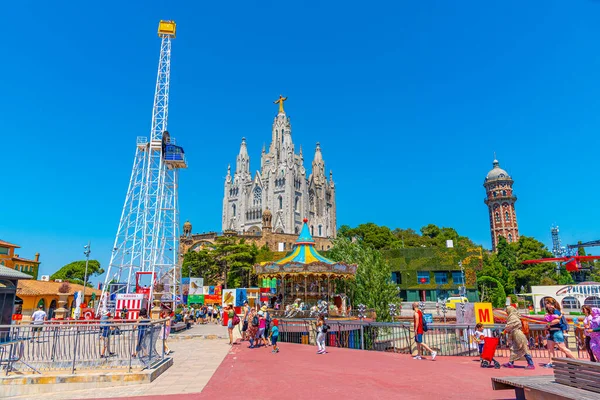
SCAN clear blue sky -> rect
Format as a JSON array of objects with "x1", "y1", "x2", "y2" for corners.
[{"x1": 2, "y1": 1, "x2": 600, "y2": 281}]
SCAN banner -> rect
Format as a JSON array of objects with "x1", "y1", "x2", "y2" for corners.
[
  {"x1": 215, "y1": 286, "x2": 222, "y2": 296},
  {"x1": 474, "y1": 302, "x2": 494, "y2": 324},
  {"x1": 189, "y1": 278, "x2": 204, "y2": 295},
  {"x1": 455, "y1": 303, "x2": 475, "y2": 325},
  {"x1": 204, "y1": 294, "x2": 220, "y2": 303},
  {"x1": 182, "y1": 278, "x2": 190, "y2": 296},
  {"x1": 188, "y1": 294, "x2": 204, "y2": 305},
  {"x1": 236, "y1": 289, "x2": 247, "y2": 307},
  {"x1": 223, "y1": 289, "x2": 236, "y2": 306}
]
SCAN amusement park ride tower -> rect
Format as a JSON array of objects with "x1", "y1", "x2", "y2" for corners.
[{"x1": 99, "y1": 20, "x2": 186, "y2": 312}]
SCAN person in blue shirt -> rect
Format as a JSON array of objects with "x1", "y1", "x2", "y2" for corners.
[
  {"x1": 269, "y1": 319, "x2": 280, "y2": 353},
  {"x1": 100, "y1": 311, "x2": 115, "y2": 358}
]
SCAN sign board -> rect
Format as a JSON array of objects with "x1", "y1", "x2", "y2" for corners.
[
  {"x1": 188, "y1": 294, "x2": 204, "y2": 305},
  {"x1": 189, "y1": 278, "x2": 204, "y2": 295},
  {"x1": 455, "y1": 303, "x2": 475, "y2": 325},
  {"x1": 116, "y1": 293, "x2": 145, "y2": 320},
  {"x1": 223, "y1": 289, "x2": 236, "y2": 306},
  {"x1": 423, "y1": 313, "x2": 433, "y2": 324},
  {"x1": 40, "y1": 275, "x2": 50, "y2": 282},
  {"x1": 474, "y1": 302, "x2": 494, "y2": 324}
]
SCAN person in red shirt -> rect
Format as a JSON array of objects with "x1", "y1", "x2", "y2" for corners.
[{"x1": 412, "y1": 302, "x2": 437, "y2": 360}]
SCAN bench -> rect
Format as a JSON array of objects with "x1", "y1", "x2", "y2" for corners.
[
  {"x1": 491, "y1": 358, "x2": 600, "y2": 400},
  {"x1": 171, "y1": 322, "x2": 187, "y2": 332}
]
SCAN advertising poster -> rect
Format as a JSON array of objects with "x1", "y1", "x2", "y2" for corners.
[
  {"x1": 222, "y1": 289, "x2": 236, "y2": 306},
  {"x1": 204, "y1": 294, "x2": 220, "y2": 304},
  {"x1": 181, "y1": 278, "x2": 190, "y2": 296},
  {"x1": 188, "y1": 294, "x2": 204, "y2": 305},
  {"x1": 236, "y1": 289, "x2": 247, "y2": 307},
  {"x1": 189, "y1": 278, "x2": 204, "y2": 295},
  {"x1": 214, "y1": 286, "x2": 222, "y2": 296}
]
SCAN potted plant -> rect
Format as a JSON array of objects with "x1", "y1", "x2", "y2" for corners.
[{"x1": 54, "y1": 282, "x2": 71, "y2": 320}]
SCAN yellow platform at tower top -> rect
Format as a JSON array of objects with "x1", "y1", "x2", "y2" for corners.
[{"x1": 158, "y1": 20, "x2": 176, "y2": 37}]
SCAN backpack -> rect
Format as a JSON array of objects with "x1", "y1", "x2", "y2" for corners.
[
  {"x1": 520, "y1": 318, "x2": 530, "y2": 336},
  {"x1": 232, "y1": 314, "x2": 241, "y2": 326},
  {"x1": 252, "y1": 315, "x2": 259, "y2": 327},
  {"x1": 321, "y1": 323, "x2": 329, "y2": 333},
  {"x1": 559, "y1": 315, "x2": 568, "y2": 332},
  {"x1": 421, "y1": 312, "x2": 429, "y2": 332}
]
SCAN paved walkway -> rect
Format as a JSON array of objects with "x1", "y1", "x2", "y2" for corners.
[{"x1": 10, "y1": 323, "x2": 238, "y2": 400}]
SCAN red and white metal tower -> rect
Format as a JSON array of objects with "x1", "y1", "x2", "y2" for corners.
[{"x1": 100, "y1": 20, "x2": 186, "y2": 312}]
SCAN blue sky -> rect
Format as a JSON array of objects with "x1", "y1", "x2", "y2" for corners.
[{"x1": 2, "y1": 1, "x2": 600, "y2": 281}]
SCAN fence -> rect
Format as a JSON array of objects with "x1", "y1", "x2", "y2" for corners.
[
  {"x1": 0, "y1": 319, "x2": 167, "y2": 375},
  {"x1": 278, "y1": 319, "x2": 591, "y2": 360}
]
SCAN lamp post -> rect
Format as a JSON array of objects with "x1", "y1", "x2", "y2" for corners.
[{"x1": 83, "y1": 242, "x2": 91, "y2": 302}]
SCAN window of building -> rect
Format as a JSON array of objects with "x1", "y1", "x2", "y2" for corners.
[
  {"x1": 505, "y1": 211, "x2": 510, "y2": 222},
  {"x1": 502, "y1": 190, "x2": 507, "y2": 196},
  {"x1": 311, "y1": 225, "x2": 314, "y2": 236},
  {"x1": 318, "y1": 225, "x2": 322, "y2": 236},
  {"x1": 508, "y1": 233, "x2": 513, "y2": 243},
  {"x1": 391, "y1": 272, "x2": 402, "y2": 285},
  {"x1": 562, "y1": 296, "x2": 580, "y2": 310},
  {"x1": 452, "y1": 272, "x2": 464, "y2": 284},
  {"x1": 232, "y1": 204, "x2": 236, "y2": 217},
  {"x1": 495, "y1": 212, "x2": 500, "y2": 223},
  {"x1": 278, "y1": 196, "x2": 283, "y2": 210},
  {"x1": 294, "y1": 196, "x2": 299, "y2": 212},
  {"x1": 0, "y1": 247, "x2": 8, "y2": 255},
  {"x1": 253, "y1": 186, "x2": 262, "y2": 206},
  {"x1": 417, "y1": 272, "x2": 430, "y2": 285},
  {"x1": 434, "y1": 272, "x2": 448, "y2": 284},
  {"x1": 493, "y1": 192, "x2": 497, "y2": 198}
]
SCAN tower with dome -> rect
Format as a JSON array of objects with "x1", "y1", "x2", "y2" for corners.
[
  {"x1": 484, "y1": 157, "x2": 519, "y2": 251},
  {"x1": 222, "y1": 96, "x2": 336, "y2": 238}
]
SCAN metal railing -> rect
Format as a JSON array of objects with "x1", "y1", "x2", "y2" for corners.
[
  {"x1": 278, "y1": 319, "x2": 591, "y2": 360},
  {"x1": 0, "y1": 319, "x2": 167, "y2": 375}
]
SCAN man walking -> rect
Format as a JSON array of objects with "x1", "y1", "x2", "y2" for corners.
[
  {"x1": 30, "y1": 305, "x2": 47, "y2": 342},
  {"x1": 412, "y1": 302, "x2": 437, "y2": 360}
]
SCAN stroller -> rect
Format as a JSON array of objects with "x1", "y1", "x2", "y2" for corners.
[{"x1": 480, "y1": 337, "x2": 501, "y2": 369}]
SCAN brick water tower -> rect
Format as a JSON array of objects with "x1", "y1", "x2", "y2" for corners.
[{"x1": 484, "y1": 157, "x2": 520, "y2": 251}]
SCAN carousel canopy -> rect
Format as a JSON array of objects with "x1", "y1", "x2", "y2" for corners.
[{"x1": 254, "y1": 219, "x2": 357, "y2": 277}]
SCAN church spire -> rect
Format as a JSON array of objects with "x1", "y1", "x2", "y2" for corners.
[
  {"x1": 312, "y1": 142, "x2": 325, "y2": 180},
  {"x1": 236, "y1": 137, "x2": 250, "y2": 177}
]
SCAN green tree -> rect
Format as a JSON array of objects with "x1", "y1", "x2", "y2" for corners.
[
  {"x1": 328, "y1": 237, "x2": 399, "y2": 322},
  {"x1": 182, "y1": 249, "x2": 218, "y2": 285},
  {"x1": 50, "y1": 260, "x2": 104, "y2": 286},
  {"x1": 477, "y1": 276, "x2": 506, "y2": 307},
  {"x1": 211, "y1": 236, "x2": 256, "y2": 288},
  {"x1": 496, "y1": 236, "x2": 517, "y2": 271},
  {"x1": 337, "y1": 223, "x2": 400, "y2": 250}
]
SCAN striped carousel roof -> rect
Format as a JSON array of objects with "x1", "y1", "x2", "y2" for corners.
[
  {"x1": 275, "y1": 222, "x2": 334, "y2": 265},
  {"x1": 254, "y1": 219, "x2": 357, "y2": 277}
]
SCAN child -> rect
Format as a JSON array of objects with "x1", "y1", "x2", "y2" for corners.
[
  {"x1": 474, "y1": 323, "x2": 485, "y2": 359},
  {"x1": 270, "y1": 319, "x2": 280, "y2": 353}
]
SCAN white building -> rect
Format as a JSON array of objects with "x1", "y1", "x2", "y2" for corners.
[{"x1": 531, "y1": 283, "x2": 600, "y2": 312}]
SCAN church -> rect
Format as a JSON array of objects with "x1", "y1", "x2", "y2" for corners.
[{"x1": 222, "y1": 96, "x2": 337, "y2": 238}]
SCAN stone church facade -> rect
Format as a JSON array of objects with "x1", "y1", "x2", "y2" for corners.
[{"x1": 222, "y1": 98, "x2": 337, "y2": 238}]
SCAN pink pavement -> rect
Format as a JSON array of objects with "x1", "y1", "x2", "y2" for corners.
[
  {"x1": 204, "y1": 342, "x2": 552, "y2": 400},
  {"x1": 91, "y1": 341, "x2": 553, "y2": 400}
]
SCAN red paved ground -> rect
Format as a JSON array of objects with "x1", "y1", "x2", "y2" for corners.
[{"x1": 93, "y1": 342, "x2": 554, "y2": 400}]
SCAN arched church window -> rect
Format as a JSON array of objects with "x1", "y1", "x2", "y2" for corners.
[
  {"x1": 502, "y1": 190, "x2": 507, "y2": 196},
  {"x1": 311, "y1": 226, "x2": 314, "y2": 236},
  {"x1": 508, "y1": 233, "x2": 513, "y2": 243},
  {"x1": 495, "y1": 212, "x2": 500, "y2": 223},
  {"x1": 318, "y1": 225, "x2": 322, "y2": 236},
  {"x1": 232, "y1": 204, "x2": 236, "y2": 217},
  {"x1": 253, "y1": 186, "x2": 262, "y2": 206},
  {"x1": 493, "y1": 192, "x2": 497, "y2": 198},
  {"x1": 294, "y1": 196, "x2": 299, "y2": 212},
  {"x1": 309, "y1": 190, "x2": 315, "y2": 208},
  {"x1": 295, "y1": 226, "x2": 299, "y2": 234},
  {"x1": 278, "y1": 196, "x2": 283, "y2": 210},
  {"x1": 505, "y1": 211, "x2": 510, "y2": 222}
]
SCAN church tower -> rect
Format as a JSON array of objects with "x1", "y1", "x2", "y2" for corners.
[
  {"x1": 222, "y1": 96, "x2": 336, "y2": 238},
  {"x1": 484, "y1": 157, "x2": 519, "y2": 251}
]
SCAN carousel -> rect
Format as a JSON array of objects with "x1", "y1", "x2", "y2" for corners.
[{"x1": 254, "y1": 219, "x2": 357, "y2": 317}]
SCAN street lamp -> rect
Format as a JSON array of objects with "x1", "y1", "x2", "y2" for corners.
[{"x1": 83, "y1": 242, "x2": 91, "y2": 302}]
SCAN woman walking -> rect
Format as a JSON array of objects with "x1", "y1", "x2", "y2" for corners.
[
  {"x1": 502, "y1": 306, "x2": 535, "y2": 369},
  {"x1": 226, "y1": 303, "x2": 236, "y2": 345},
  {"x1": 246, "y1": 307, "x2": 259, "y2": 348},
  {"x1": 544, "y1": 298, "x2": 575, "y2": 368},
  {"x1": 583, "y1": 305, "x2": 600, "y2": 361},
  {"x1": 316, "y1": 315, "x2": 327, "y2": 354},
  {"x1": 159, "y1": 310, "x2": 172, "y2": 355}
]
